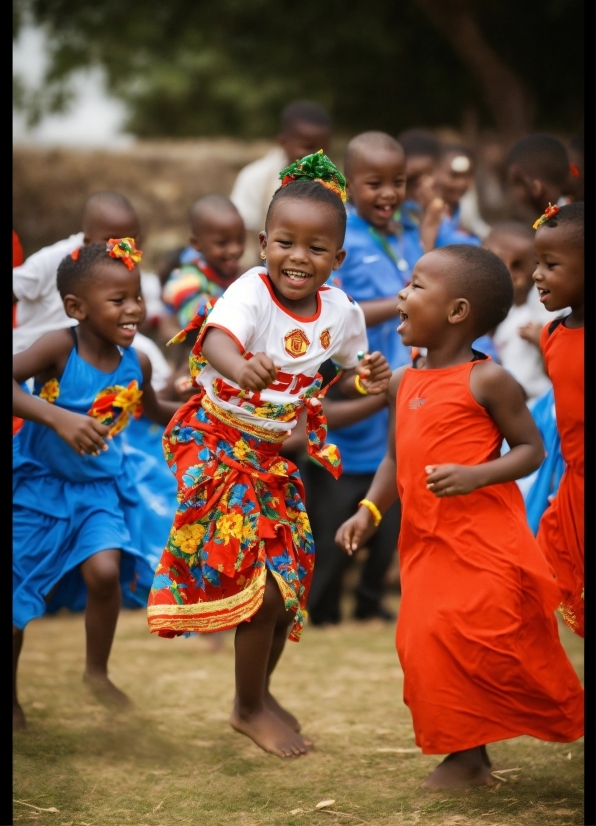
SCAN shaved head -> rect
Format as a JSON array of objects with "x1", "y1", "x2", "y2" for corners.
[
  {"x1": 190, "y1": 194, "x2": 241, "y2": 235},
  {"x1": 344, "y1": 132, "x2": 404, "y2": 178},
  {"x1": 81, "y1": 191, "x2": 139, "y2": 244}
]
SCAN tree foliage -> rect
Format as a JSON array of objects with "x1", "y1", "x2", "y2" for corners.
[{"x1": 14, "y1": 0, "x2": 583, "y2": 138}]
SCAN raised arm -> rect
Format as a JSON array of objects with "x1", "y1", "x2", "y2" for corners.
[{"x1": 425, "y1": 361, "x2": 545, "y2": 497}]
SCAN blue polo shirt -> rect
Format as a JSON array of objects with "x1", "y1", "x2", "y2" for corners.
[
  {"x1": 329, "y1": 208, "x2": 414, "y2": 474},
  {"x1": 435, "y1": 204, "x2": 481, "y2": 247}
]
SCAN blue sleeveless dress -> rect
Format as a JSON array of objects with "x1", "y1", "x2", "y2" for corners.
[{"x1": 12, "y1": 335, "x2": 153, "y2": 629}]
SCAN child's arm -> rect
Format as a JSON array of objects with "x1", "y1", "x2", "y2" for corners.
[
  {"x1": 336, "y1": 351, "x2": 392, "y2": 397},
  {"x1": 135, "y1": 351, "x2": 182, "y2": 425},
  {"x1": 201, "y1": 328, "x2": 278, "y2": 391},
  {"x1": 13, "y1": 330, "x2": 111, "y2": 457},
  {"x1": 322, "y1": 392, "x2": 387, "y2": 429},
  {"x1": 335, "y1": 367, "x2": 406, "y2": 555},
  {"x1": 357, "y1": 298, "x2": 401, "y2": 328},
  {"x1": 425, "y1": 361, "x2": 545, "y2": 497}
]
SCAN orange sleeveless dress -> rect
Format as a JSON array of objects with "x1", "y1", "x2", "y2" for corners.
[
  {"x1": 537, "y1": 321, "x2": 584, "y2": 637},
  {"x1": 395, "y1": 359, "x2": 584, "y2": 755}
]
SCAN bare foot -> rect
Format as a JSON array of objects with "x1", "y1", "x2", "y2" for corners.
[
  {"x1": 13, "y1": 702, "x2": 27, "y2": 731},
  {"x1": 421, "y1": 748, "x2": 496, "y2": 788},
  {"x1": 230, "y1": 704, "x2": 309, "y2": 758},
  {"x1": 83, "y1": 672, "x2": 131, "y2": 709},
  {"x1": 264, "y1": 691, "x2": 314, "y2": 747}
]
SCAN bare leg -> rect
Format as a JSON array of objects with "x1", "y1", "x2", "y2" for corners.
[
  {"x1": 480, "y1": 744, "x2": 492, "y2": 768},
  {"x1": 13, "y1": 626, "x2": 26, "y2": 730},
  {"x1": 80, "y1": 550, "x2": 130, "y2": 708},
  {"x1": 230, "y1": 573, "x2": 308, "y2": 758},
  {"x1": 421, "y1": 746, "x2": 496, "y2": 788},
  {"x1": 263, "y1": 614, "x2": 313, "y2": 745}
]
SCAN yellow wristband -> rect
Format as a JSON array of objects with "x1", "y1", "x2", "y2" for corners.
[
  {"x1": 354, "y1": 374, "x2": 368, "y2": 395},
  {"x1": 358, "y1": 498, "x2": 382, "y2": 526}
]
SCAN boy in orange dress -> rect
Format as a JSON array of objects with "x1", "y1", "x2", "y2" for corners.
[
  {"x1": 532, "y1": 202, "x2": 584, "y2": 636},
  {"x1": 336, "y1": 243, "x2": 584, "y2": 788}
]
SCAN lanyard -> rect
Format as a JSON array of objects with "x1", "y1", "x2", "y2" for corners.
[{"x1": 368, "y1": 226, "x2": 409, "y2": 273}]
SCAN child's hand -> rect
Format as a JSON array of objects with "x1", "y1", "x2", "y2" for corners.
[
  {"x1": 425, "y1": 464, "x2": 481, "y2": 497},
  {"x1": 357, "y1": 351, "x2": 392, "y2": 394},
  {"x1": 518, "y1": 322, "x2": 543, "y2": 348},
  {"x1": 53, "y1": 409, "x2": 111, "y2": 457},
  {"x1": 335, "y1": 507, "x2": 377, "y2": 556},
  {"x1": 237, "y1": 352, "x2": 278, "y2": 392}
]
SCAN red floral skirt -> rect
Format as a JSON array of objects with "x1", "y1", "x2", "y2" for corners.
[{"x1": 147, "y1": 393, "x2": 315, "y2": 641}]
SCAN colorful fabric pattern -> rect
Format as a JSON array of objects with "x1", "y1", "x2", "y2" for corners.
[
  {"x1": 87, "y1": 380, "x2": 143, "y2": 437},
  {"x1": 162, "y1": 254, "x2": 235, "y2": 328},
  {"x1": 147, "y1": 394, "x2": 315, "y2": 640}
]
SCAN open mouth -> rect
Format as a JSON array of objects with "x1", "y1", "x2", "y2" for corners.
[
  {"x1": 119, "y1": 323, "x2": 138, "y2": 335},
  {"x1": 537, "y1": 288, "x2": 551, "y2": 303},
  {"x1": 374, "y1": 204, "x2": 395, "y2": 218},
  {"x1": 282, "y1": 269, "x2": 311, "y2": 282},
  {"x1": 397, "y1": 310, "x2": 408, "y2": 332}
]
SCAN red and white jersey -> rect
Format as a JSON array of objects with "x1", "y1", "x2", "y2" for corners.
[{"x1": 198, "y1": 267, "x2": 368, "y2": 433}]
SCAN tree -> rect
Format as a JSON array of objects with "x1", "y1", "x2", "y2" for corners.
[{"x1": 13, "y1": 0, "x2": 583, "y2": 139}]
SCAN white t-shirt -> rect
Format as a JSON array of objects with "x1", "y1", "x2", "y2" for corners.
[
  {"x1": 12, "y1": 233, "x2": 83, "y2": 354},
  {"x1": 493, "y1": 291, "x2": 554, "y2": 401},
  {"x1": 198, "y1": 267, "x2": 368, "y2": 432},
  {"x1": 229, "y1": 147, "x2": 288, "y2": 232}
]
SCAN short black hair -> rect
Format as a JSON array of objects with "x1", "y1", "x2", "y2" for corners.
[
  {"x1": 507, "y1": 134, "x2": 569, "y2": 187},
  {"x1": 437, "y1": 244, "x2": 513, "y2": 336},
  {"x1": 57, "y1": 243, "x2": 130, "y2": 298},
  {"x1": 344, "y1": 131, "x2": 404, "y2": 178},
  {"x1": 189, "y1": 194, "x2": 241, "y2": 233},
  {"x1": 486, "y1": 220, "x2": 535, "y2": 243},
  {"x1": 398, "y1": 129, "x2": 440, "y2": 160},
  {"x1": 535, "y1": 201, "x2": 584, "y2": 249},
  {"x1": 280, "y1": 101, "x2": 331, "y2": 134},
  {"x1": 265, "y1": 179, "x2": 347, "y2": 245}
]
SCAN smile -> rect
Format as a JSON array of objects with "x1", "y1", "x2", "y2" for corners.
[
  {"x1": 119, "y1": 323, "x2": 138, "y2": 333},
  {"x1": 537, "y1": 288, "x2": 551, "y2": 303},
  {"x1": 282, "y1": 270, "x2": 311, "y2": 281},
  {"x1": 397, "y1": 310, "x2": 408, "y2": 333}
]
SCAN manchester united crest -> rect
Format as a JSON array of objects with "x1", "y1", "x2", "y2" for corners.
[
  {"x1": 284, "y1": 328, "x2": 310, "y2": 358},
  {"x1": 320, "y1": 328, "x2": 331, "y2": 350}
]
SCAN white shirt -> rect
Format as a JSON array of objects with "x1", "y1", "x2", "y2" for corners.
[
  {"x1": 199, "y1": 267, "x2": 368, "y2": 432},
  {"x1": 229, "y1": 147, "x2": 288, "y2": 232},
  {"x1": 133, "y1": 332, "x2": 171, "y2": 393},
  {"x1": 493, "y1": 291, "x2": 554, "y2": 401},
  {"x1": 12, "y1": 233, "x2": 83, "y2": 354}
]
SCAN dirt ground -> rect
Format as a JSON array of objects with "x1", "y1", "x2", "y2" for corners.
[{"x1": 14, "y1": 591, "x2": 583, "y2": 826}]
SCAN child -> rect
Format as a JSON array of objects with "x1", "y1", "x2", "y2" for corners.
[
  {"x1": 336, "y1": 244, "x2": 584, "y2": 788},
  {"x1": 506, "y1": 134, "x2": 571, "y2": 220},
  {"x1": 305, "y1": 132, "x2": 409, "y2": 627},
  {"x1": 162, "y1": 195, "x2": 246, "y2": 330},
  {"x1": 397, "y1": 129, "x2": 445, "y2": 256},
  {"x1": 12, "y1": 191, "x2": 141, "y2": 355},
  {"x1": 533, "y1": 202, "x2": 584, "y2": 637},
  {"x1": 485, "y1": 221, "x2": 552, "y2": 402},
  {"x1": 12, "y1": 239, "x2": 181, "y2": 730},
  {"x1": 432, "y1": 145, "x2": 482, "y2": 248},
  {"x1": 148, "y1": 152, "x2": 392, "y2": 758},
  {"x1": 230, "y1": 101, "x2": 332, "y2": 265}
]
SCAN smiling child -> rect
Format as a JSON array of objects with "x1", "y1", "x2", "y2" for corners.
[{"x1": 147, "y1": 152, "x2": 392, "y2": 759}]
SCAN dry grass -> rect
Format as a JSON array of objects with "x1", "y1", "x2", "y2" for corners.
[{"x1": 14, "y1": 594, "x2": 583, "y2": 826}]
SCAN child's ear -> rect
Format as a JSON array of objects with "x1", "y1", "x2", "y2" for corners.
[
  {"x1": 63, "y1": 294, "x2": 87, "y2": 321},
  {"x1": 258, "y1": 231, "x2": 267, "y2": 255},
  {"x1": 447, "y1": 298, "x2": 471, "y2": 326},
  {"x1": 530, "y1": 178, "x2": 543, "y2": 200},
  {"x1": 333, "y1": 248, "x2": 347, "y2": 270},
  {"x1": 189, "y1": 234, "x2": 202, "y2": 252}
]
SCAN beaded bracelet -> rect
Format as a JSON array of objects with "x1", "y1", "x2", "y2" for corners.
[
  {"x1": 358, "y1": 498, "x2": 382, "y2": 526},
  {"x1": 354, "y1": 374, "x2": 368, "y2": 395}
]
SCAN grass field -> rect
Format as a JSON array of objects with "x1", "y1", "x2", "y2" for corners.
[{"x1": 14, "y1": 591, "x2": 583, "y2": 826}]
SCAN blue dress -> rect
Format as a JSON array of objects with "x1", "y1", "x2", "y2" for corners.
[{"x1": 13, "y1": 334, "x2": 155, "y2": 628}]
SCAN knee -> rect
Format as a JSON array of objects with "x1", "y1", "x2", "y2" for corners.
[
  {"x1": 84, "y1": 556, "x2": 121, "y2": 598},
  {"x1": 257, "y1": 576, "x2": 284, "y2": 621}
]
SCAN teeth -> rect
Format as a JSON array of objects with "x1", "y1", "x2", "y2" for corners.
[
  {"x1": 121, "y1": 323, "x2": 137, "y2": 330},
  {"x1": 283, "y1": 270, "x2": 310, "y2": 280}
]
